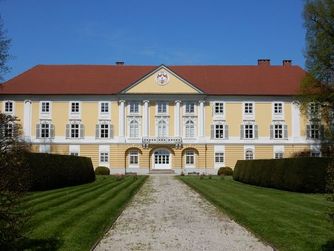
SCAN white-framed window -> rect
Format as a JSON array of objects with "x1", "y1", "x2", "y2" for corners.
[
  {"x1": 96, "y1": 122, "x2": 112, "y2": 139},
  {"x1": 270, "y1": 123, "x2": 288, "y2": 139},
  {"x1": 100, "y1": 152, "x2": 109, "y2": 163},
  {"x1": 157, "y1": 119, "x2": 168, "y2": 137},
  {"x1": 274, "y1": 152, "x2": 284, "y2": 159},
  {"x1": 185, "y1": 120, "x2": 195, "y2": 138},
  {"x1": 185, "y1": 151, "x2": 195, "y2": 166},
  {"x1": 100, "y1": 102, "x2": 109, "y2": 113},
  {"x1": 129, "y1": 102, "x2": 139, "y2": 114},
  {"x1": 215, "y1": 152, "x2": 224, "y2": 164},
  {"x1": 129, "y1": 119, "x2": 139, "y2": 138},
  {"x1": 70, "y1": 101, "x2": 80, "y2": 113},
  {"x1": 306, "y1": 123, "x2": 322, "y2": 139},
  {"x1": 241, "y1": 123, "x2": 257, "y2": 139},
  {"x1": 309, "y1": 102, "x2": 320, "y2": 117},
  {"x1": 157, "y1": 102, "x2": 167, "y2": 114},
  {"x1": 244, "y1": 102, "x2": 253, "y2": 114},
  {"x1": 40, "y1": 101, "x2": 50, "y2": 113},
  {"x1": 212, "y1": 123, "x2": 228, "y2": 139},
  {"x1": 66, "y1": 122, "x2": 84, "y2": 139},
  {"x1": 245, "y1": 149, "x2": 254, "y2": 160},
  {"x1": 39, "y1": 145, "x2": 50, "y2": 153},
  {"x1": 214, "y1": 102, "x2": 224, "y2": 115},
  {"x1": 4, "y1": 100, "x2": 14, "y2": 114},
  {"x1": 310, "y1": 151, "x2": 321, "y2": 157},
  {"x1": 129, "y1": 150, "x2": 139, "y2": 166},
  {"x1": 69, "y1": 145, "x2": 80, "y2": 156},
  {"x1": 185, "y1": 102, "x2": 195, "y2": 114},
  {"x1": 36, "y1": 121, "x2": 55, "y2": 139},
  {"x1": 4, "y1": 123, "x2": 13, "y2": 137},
  {"x1": 273, "y1": 102, "x2": 283, "y2": 115}
]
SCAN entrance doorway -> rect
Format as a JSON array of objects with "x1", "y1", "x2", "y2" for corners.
[{"x1": 153, "y1": 149, "x2": 171, "y2": 169}]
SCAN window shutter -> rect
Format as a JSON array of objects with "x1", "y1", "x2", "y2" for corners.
[
  {"x1": 50, "y1": 124, "x2": 55, "y2": 139},
  {"x1": 306, "y1": 125, "x2": 310, "y2": 139},
  {"x1": 80, "y1": 124, "x2": 85, "y2": 139},
  {"x1": 36, "y1": 124, "x2": 41, "y2": 139},
  {"x1": 211, "y1": 125, "x2": 214, "y2": 139},
  {"x1": 95, "y1": 124, "x2": 99, "y2": 139},
  {"x1": 224, "y1": 124, "x2": 229, "y2": 139},
  {"x1": 284, "y1": 125, "x2": 288, "y2": 139},
  {"x1": 240, "y1": 125, "x2": 244, "y2": 139},
  {"x1": 110, "y1": 124, "x2": 113, "y2": 138},
  {"x1": 254, "y1": 125, "x2": 258, "y2": 139},
  {"x1": 66, "y1": 124, "x2": 70, "y2": 139},
  {"x1": 270, "y1": 125, "x2": 273, "y2": 139}
]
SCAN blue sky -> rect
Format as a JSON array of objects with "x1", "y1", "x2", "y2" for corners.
[{"x1": 1, "y1": 0, "x2": 306, "y2": 81}]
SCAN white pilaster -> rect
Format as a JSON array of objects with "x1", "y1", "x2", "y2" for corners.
[
  {"x1": 199, "y1": 100, "x2": 205, "y2": 138},
  {"x1": 119, "y1": 100, "x2": 126, "y2": 141},
  {"x1": 175, "y1": 100, "x2": 181, "y2": 137},
  {"x1": 143, "y1": 100, "x2": 149, "y2": 137},
  {"x1": 23, "y1": 100, "x2": 32, "y2": 141},
  {"x1": 292, "y1": 101, "x2": 301, "y2": 141}
]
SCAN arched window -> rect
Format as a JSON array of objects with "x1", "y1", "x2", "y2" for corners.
[
  {"x1": 157, "y1": 120, "x2": 167, "y2": 137},
  {"x1": 185, "y1": 120, "x2": 195, "y2": 138},
  {"x1": 245, "y1": 149, "x2": 254, "y2": 160},
  {"x1": 129, "y1": 120, "x2": 139, "y2": 138}
]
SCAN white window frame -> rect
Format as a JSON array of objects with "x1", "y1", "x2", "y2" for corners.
[
  {"x1": 243, "y1": 102, "x2": 255, "y2": 120},
  {"x1": 98, "y1": 122, "x2": 111, "y2": 139},
  {"x1": 129, "y1": 150, "x2": 139, "y2": 167},
  {"x1": 156, "y1": 118, "x2": 168, "y2": 137},
  {"x1": 40, "y1": 101, "x2": 52, "y2": 119},
  {"x1": 40, "y1": 121, "x2": 52, "y2": 139},
  {"x1": 214, "y1": 152, "x2": 225, "y2": 165},
  {"x1": 244, "y1": 145, "x2": 255, "y2": 160},
  {"x1": 3, "y1": 100, "x2": 15, "y2": 114},
  {"x1": 184, "y1": 119, "x2": 195, "y2": 138},
  {"x1": 129, "y1": 101, "x2": 140, "y2": 114},
  {"x1": 242, "y1": 123, "x2": 256, "y2": 139},
  {"x1": 99, "y1": 101, "x2": 111, "y2": 119},
  {"x1": 99, "y1": 145, "x2": 110, "y2": 167},
  {"x1": 66, "y1": 121, "x2": 84, "y2": 139},
  {"x1": 39, "y1": 144, "x2": 51, "y2": 153},
  {"x1": 213, "y1": 102, "x2": 225, "y2": 118},
  {"x1": 272, "y1": 102, "x2": 284, "y2": 120},
  {"x1": 69, "y1": 145, "x2": 80, "y2": 156},
  {"x1": 309, "y1": 102, "x2": 320, "y2": 118},
  {"x1": 129, "y1": 119, "x2": 140, "y2": 138},
  {"x1": 185, "y1": 150, "x2": 195, "y2": 168},
  {"x1": 156, "y1": 101, "x2": 168, "y2": 114},
  {"x1": 271, "y1": 122, "x2": 288, "y2": 140},
  {"x1": 69, "y1": 101, "x2": 81, "y2": 119},
  {"x1": 213, "y1": 122, "x2": 227, "y2": 139},
  {"x1": 273, "y1": 145, "x2": 284, "y2": 159},
  {"x1": 307, "y1": 122, "x2": 322, "y2": 139},
  {"x1": 310, "y1": 145, "x2": 321, "y2": 157},
  {"x1": 184, "y1": 102, "x2": 196, "y2": 114},
  {"x1": 274, "y1": 152, "x2": 284, "y2": 159}
]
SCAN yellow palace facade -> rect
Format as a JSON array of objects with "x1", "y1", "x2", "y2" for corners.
[{"x1": 0, "y1": 60, "x2": 322, "y2": 174}]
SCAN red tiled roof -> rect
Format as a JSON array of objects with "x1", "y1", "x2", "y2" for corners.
[{"x1": 0, "y1": 64, "x2": 306, "y2": 95}]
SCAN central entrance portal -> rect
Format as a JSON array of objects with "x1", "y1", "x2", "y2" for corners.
[{"x1": 153, "y1": 149, "x2": 171, "y2": 169}]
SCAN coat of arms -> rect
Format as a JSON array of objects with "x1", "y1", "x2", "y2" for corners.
[{"x1": 155, "y1": 71, "x2": 169, "y2": 85}]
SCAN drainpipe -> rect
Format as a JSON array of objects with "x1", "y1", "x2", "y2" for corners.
[{"x1": 205, "y1": 144, "x2": 207, "y2": 174}]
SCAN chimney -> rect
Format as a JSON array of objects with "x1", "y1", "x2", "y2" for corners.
[
  {"x1": 282, "y1": 59, "x2": 292, "y2": 66},
  {"x1": 115, "y1": 61, "x2": 124, "y2": 66},
  {"x1": 257, "y1": 59, "x2": 271, "y2": 66}
]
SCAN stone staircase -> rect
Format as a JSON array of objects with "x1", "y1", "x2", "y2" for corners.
[{"x1": 149, "y1": 169, "x2": 176, "y2": 175}]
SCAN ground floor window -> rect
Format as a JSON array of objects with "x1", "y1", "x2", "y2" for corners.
[
  {"x1": 215, "y1": 152, "x2": 224, "y2": 164},
  {"x1": 310, "y1": 151, "x2": 321, "y2": 157},
  {"x1": 274, "y1": 152, "x2": 283, "y2": 159},
  {"x1": 129, "y1": 151, "x2": 139, "y2": 165},
  {"x1": 245, "y1": 149, "x2": 254, "y2": 160},
  {"x1": 100, "y1": 152, "x2": 109, "y2": 163},
  {"x1": 185, "y1": 151, "x2": 195, "y2": 165}
]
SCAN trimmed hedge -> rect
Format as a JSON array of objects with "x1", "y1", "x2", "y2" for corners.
[
  {"x1": 95, "y1": 166, "x2": 110, "y2": 175},
  {"x1": 233, "y1": 157, "x2": 332, "y2": 193},
  {"x1": 217, "y1": 167, "x2": 233, "y2": 176},
  {"x1": 26, "y1": 153, "x2": 95, "y2": 191}
]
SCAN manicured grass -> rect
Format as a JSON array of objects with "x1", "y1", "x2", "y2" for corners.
[
  {"x1": 178, "y1": 176, "x2": 334, "y2": 251},
  {"x1": 20, "y1": 175, "x2": 147, "y2": 251}
]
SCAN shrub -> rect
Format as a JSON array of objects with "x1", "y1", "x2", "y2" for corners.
[
  {"x1": 26, "y1": 153, "x2": 95, "y2": 191},
  {"x1": 95, "y1": 166, "x2": 110, "y2": 175},
  {"x1": 233, "y1": 157, "x2": 333, "y2": 193},
  {"x1": 217, "y1": 167, "x2": 233, "y2": 176}
]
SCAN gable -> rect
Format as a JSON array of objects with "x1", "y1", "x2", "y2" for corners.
[{"x1": 123, "y1": 66, "x2": 203, "y2": 94}]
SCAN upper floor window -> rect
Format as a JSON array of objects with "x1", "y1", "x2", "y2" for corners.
[
  {"x1": 270, "y1": 123, "x2": 288, "y2": 139},
  {"x1": 214, "y1": 102, "x2": 224, "y2": 115},
  {"x1": 129, "y1": 102, "x2": 139, "y2": 114},
  {"x1": 309, "y1": 102, "x2": 320, "y2": 117},
  {"x1": 273, "y1": 102, "x2": 283, "y2": 115},
  {"x1": 157, "y1": 102, "x2": 167, "y2": 114},
  {"x1": 71, "y1": 102, "x2": 80, "y2": 113},
  {"x1": 185, "y1": 102, "x2": 195, "y2": 114},
  {"x1": 306, "y1": 123, "x2": 322, "y2": 139},
  {"x1": 66, "y1": 122, "x2": 84, "y2": 139},
  {"x1": 96, "y1": 122, "x2": 112, "y2": 139},
  {"x1": 157, "y1": 120, "x2": 167, "y2": 137},
  {"x1": 100, "y1": 102, "x2": 109, "y2": 113},
  {"x1": 211, "y1": 123, "x2": 228, "y2": 139},
  {"x1": 185, "y1": 120, "x2": 195, "y2": 138},
  {"x1": 41, "y1": 101, "x2": 50, "y2": 113},
  {"x1": 4, "y1": 101, "x2": 14, "y2": 113},
  {"x1": 129, "y1": 120, "x2": 139, "y2": 138},
  {"x1": 241, "y1": 123, "x2": 258, "y2": 139},
  {"x1": 36, "y1": 121, "x2": 55, "y2": 139},
  {"x1": 244, "y1": 103, "x2": 253, "y2": 114},
  {"x1": 4, "y1": 123, "x2": 13, "y2": 137}
]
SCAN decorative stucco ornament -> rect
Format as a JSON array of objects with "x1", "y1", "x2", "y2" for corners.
[{"x1": 155, "y1": 71, "x2": 169, "y2": 86}]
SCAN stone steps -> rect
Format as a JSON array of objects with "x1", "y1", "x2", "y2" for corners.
[{"x1": 149, "y1": 169, "x2": 175, "y2": 175}]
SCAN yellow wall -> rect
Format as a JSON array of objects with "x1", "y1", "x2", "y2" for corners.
[
  {"x1": 255, "y1": 103, "x2": 272, "y2": 137},
  {"x1": 82, "y1": 102, "x2": 98, "y2": 137},
  {"x1": 225, "y1": 145, "x2": 244, "y2": 168},
  {"x1": 226, "y1": 103, "x2": 242, "y2": 137},
  {"x1": 53, "y1": 102, "x2": 68, "y2": 136}
]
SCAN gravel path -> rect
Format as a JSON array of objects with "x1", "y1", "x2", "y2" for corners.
[{"x1": 94, "y1": 175, "x2": 273, "y2": 251}]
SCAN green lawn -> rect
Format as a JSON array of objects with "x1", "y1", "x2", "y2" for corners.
[
  {"x1": 20, "y1": 175, "x2": 147, "y2": 251},
  {"x1": 179, "y1": 176, "x2": 334, "y2": 251}
]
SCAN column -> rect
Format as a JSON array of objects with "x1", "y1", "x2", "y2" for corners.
[
  {"x1": 175, "y1": 100, "x2": 181, "y2": 137},
  {"x1": 199, "y1": 100, "x2": 205, "y2": 138},
  {"x1": 23, "y1": 100, "x2": 32, "y2": 141},
  {"x1": 292, "y1": 101, "x2": 300, "y2": 141},
  {"x1": 119, "y1": 100, "x2": 125, "y2": 140},
  {"x1": 143, "y1": 100, "x2": 149, "y2": 137}
]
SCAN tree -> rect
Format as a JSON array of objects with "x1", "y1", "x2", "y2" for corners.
[
  {"x1": 0, "y1": 15, "x2": 10, "y2": 80},
  {"x1": 302, "y1": 0, "x2": 334, "y2": 226}
]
